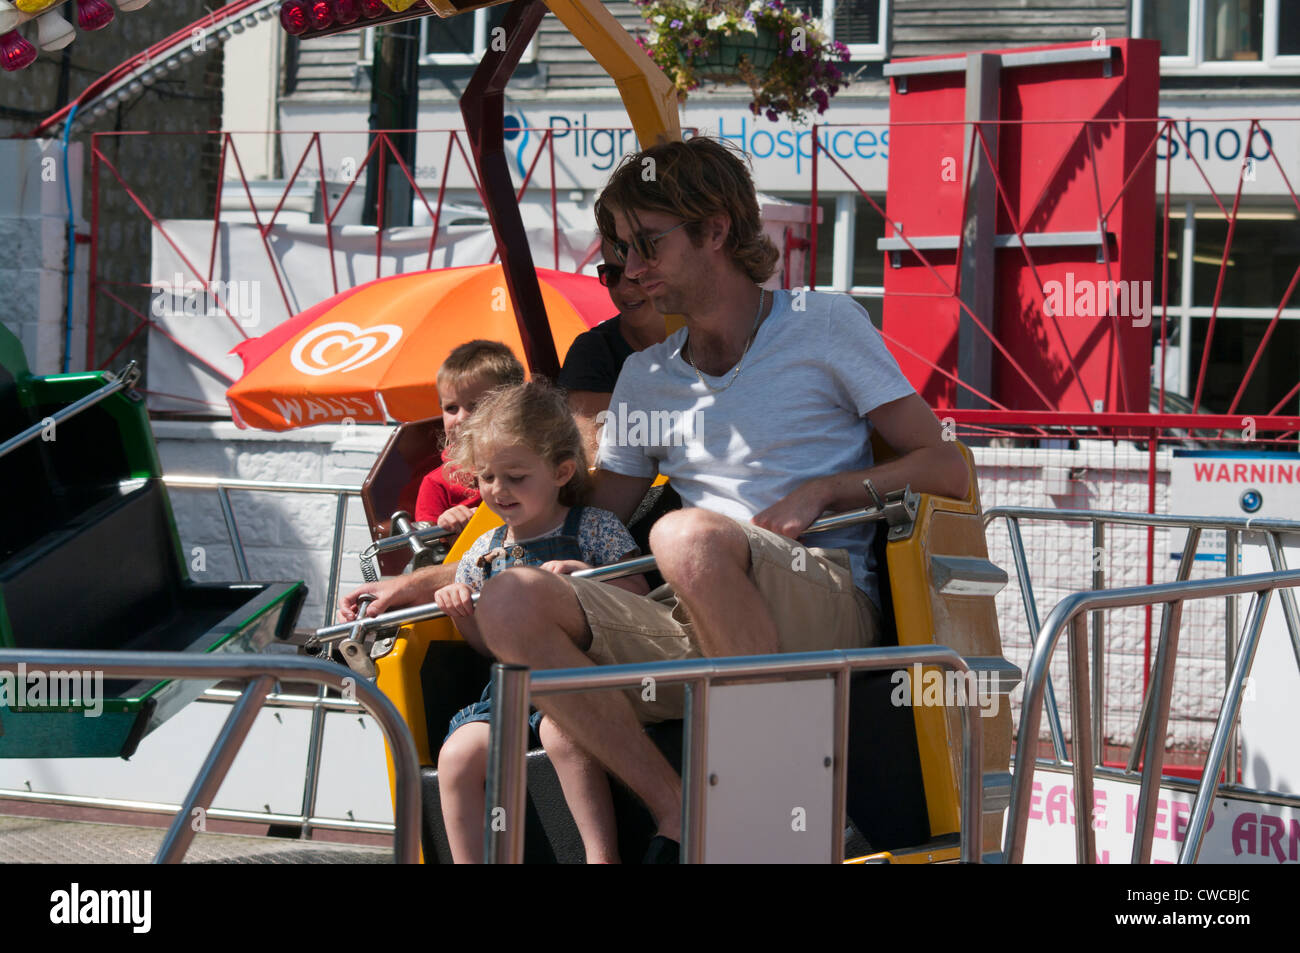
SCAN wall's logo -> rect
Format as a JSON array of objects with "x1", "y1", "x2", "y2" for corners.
[{"x1": 289, "y1": 322, "x2": 403, "y2": 376}]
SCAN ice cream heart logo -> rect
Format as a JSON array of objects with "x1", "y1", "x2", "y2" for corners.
[{"x1": 290, "y1": 322, "x2": 403, "y2": 376}]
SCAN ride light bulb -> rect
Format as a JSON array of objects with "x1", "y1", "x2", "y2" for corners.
[
  {"x1": 35, "y1": 9, "x2": 74, "y2": 50},
  {"x1": 279, "y1": 0, "x2": 308, "y2": 34},
  {"x1": 307, "y1": 0, "x2": 333, "y2": 30},
  {"x1": 75, "y1": 0, "x2": 115, "y2": 31},
  {"x1": 332, "y1": 0, "x2": 359, "y2": 25},
  {"x1": 0, "y1": 1, "x2": 21, "y2": 34},
  {"x1": 360, "y1": 0, "x2": 387, "y2": 17},
  {"x1": 115, "y1": 0, "x2": 152, "y2": 10},
  {"x1": 0, "y1": 28, "x2": 37, "y2": 70}
]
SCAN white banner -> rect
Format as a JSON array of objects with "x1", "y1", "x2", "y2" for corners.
[
  {"x1": 146, "y1": 219, "x2": 596, "y2": 417},
  {"x1": 1021, "y1": 766, "x2": 1300, "y2": 863}
]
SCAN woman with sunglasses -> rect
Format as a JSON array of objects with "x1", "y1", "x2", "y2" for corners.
[
  {"x1": 558, "y1": 240, "x2": 681, "y2": 571},
  {"x1": 558, "y1": 240, "x2": 668, "y2": 457}
]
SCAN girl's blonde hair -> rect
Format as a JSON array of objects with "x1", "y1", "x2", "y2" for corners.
[{"x1": 446, "y1": 380, "x2": 590, "y2": 507}]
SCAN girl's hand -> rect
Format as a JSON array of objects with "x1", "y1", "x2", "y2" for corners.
[
  {"x1": 434, "y1": 582, "x2": 476, "y2": 618},
  {"x1": 538, "y1": 559, "x2": 591, "y2": 575},
  {"x1": 437, "y1": 504, "x2": 477, "y2": 534}
]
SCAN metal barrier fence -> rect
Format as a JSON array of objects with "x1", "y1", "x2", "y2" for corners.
[
  {"x1": 984, "y1": 506, "x2": 1300, "y2": 776},
  {"x1": 0, "y1": 650, "x2": 421, "y2": 864},
  {"x1": 484, "y1": 648, "x2": 991, "y2": 865},
  {"x1": 1003, "y1": 564, "x2": 1300, "y2": 865}
]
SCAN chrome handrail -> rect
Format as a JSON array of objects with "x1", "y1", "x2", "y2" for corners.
[
  {"x1": 313, "y1": 499, "x2": 906, "y2": 643},
  {"x1": 0, "y1": 650, "x2": 421, "y2": 864},
  {"x1": 484, "y1": 646, "x2": 989, "y2": 865},
  {"x1": 1003, "y1": 566, "x2": 1300, "y2": 865}
]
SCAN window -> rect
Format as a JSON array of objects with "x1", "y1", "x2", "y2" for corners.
[
  {"x1": 360, "y1": 7, "x2": 534, "y2": 67},
  {"x1": 788, "y1": 0, "x2": 889, "y2": 60},
  {"x1": 1133, "y1": 0, "x2": 1300, "y2": 72},
  {"x1": 422, "y1": 4, "x2": 526, "y2": 65}
]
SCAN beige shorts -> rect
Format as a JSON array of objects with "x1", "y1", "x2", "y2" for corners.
[{"x1": 566, "y1": 519, "x2": 882, "y2": 722}]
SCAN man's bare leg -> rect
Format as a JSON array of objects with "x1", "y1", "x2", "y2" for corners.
[
  {"x1": 473, "y1": 568, "x2": 683, "y2": 841},
  {"x1": 650, "y1": 508, "x2": 781, "y2": 657}
]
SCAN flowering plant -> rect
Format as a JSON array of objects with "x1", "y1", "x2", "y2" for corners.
[{"x1": 633, "y1": 0, "x2": 851, "y2": 124}]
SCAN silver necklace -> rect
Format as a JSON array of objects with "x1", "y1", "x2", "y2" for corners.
[{"x1": 684, "y1": 289, "x2": 766, "y2": 394}]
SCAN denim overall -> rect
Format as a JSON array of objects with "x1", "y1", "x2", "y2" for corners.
[{"x1": 443, "y1": 507, "x2": 587, "y2": 744}]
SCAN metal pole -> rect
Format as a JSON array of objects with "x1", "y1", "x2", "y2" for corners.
[
  {"x1": 484, "y1": 664, "x2": 530, "y2": 864},
  {"x1": 155, "y1": 675, "x2": 275, "y2": 863},
  {"x1": 1264, "y1": 531, "x2": 1300, "y2": 673},
  {"x1": 1225, "y1": 528, "x2": 1239, "y2": 785},
  {"x1": 217, "y1": 486, "x2": 250, "y2": 582},
  {"x1": 1005, "y1": 517, "x2": 1068, "y2": 760},
  {"x1": 1091, "y1": 520, "x2": 1105, "y2": 763},
  {"x1": 1127, "y1": 527, "x2": 1200, "y2": 773},
  {"x1": 323, "y1": 491, "x2": 350, "y2": 627},
  {"x1": 298, "y1": 685, "x2": 331, "y2": 840},
  {"x1": 831, "y1": 668, "x2": 851, "y2": 864},
  {"x1": 681, "y1": 678, "x2": 710, "y2": 865},
  {"x1": 959, "y1": 683, "x2": 984, "y2": 864},
  {"x1": 1180, "y1": 589, "x2": 1272, "y2": 863},
  {"x1": 1130, "y1": 598, "x2": 1185, "y2": 864},
  {"x1": 1067, "y1": 614, "x2": 1096, "y2": 864}
]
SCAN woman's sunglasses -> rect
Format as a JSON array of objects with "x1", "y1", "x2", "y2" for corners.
[
  {"x1": 597, "y1": 264, "x2": 624, "y2": 288},
  {"x1": 608, "y1": 220, "x2": 692, "y2": 265}
]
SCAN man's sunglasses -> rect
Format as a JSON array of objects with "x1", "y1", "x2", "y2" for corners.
[
  {"x1": 608, "y1": 220, "x2": 692, "y2": 265},
  {"x1": 597, "y1": 263, "x2": 624, "y2": 287}
]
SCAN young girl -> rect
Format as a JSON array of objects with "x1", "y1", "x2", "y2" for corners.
[{"x1": 432, "y1": 380, "x2": 648, "y2": 864}]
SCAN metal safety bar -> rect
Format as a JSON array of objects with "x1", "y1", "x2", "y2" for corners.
[
  {"x1": 314, "y1": 490, "x2": 921, "y2": 644},
  {"x1": 0, "y1": 650, "x2": 421, "y2": 864},
  {"x1": 983, "y1": 506, "x2": 1300, "y2": 772},
  {"x1": 0, "y1": 361, "x2": 140, "y2": 462},
  {"x1": 484, "y1": 646, "x2": 991, "y2": 865},
  {"x1": 1003, "y1": 566, "x2": 1300, "y2": 865}
]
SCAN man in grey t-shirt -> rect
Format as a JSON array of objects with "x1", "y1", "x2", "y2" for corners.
[{"x1": 340, "y1": 137, "x2": 969, "y2": 860}]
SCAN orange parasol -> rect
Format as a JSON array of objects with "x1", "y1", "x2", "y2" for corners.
[{"x1": 226, "y1": 264, "x2": 612, "y2": 431}]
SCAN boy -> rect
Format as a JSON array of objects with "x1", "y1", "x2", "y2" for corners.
[{"x1": 414, "y1": 340, "x2": 525, "y2": 532}]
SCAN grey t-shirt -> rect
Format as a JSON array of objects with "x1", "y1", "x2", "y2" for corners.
[{"x1": 595, "y1": 288, "x2": 916, "y2": 608}]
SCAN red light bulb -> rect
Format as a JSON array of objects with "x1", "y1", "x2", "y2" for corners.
[
  {"x1": 76, "y1": 0, "x2": 116, "y2": 31},
  {"x1": 279, "y1": 0, "x2": 308, "y2": 35},
  {"x1": 360, "y1": 0, "x2": 387, "y2": 17},
  {"x1": 307, "y1": 0, "x2": 333, "y2": 30},
  {"x1": 332, "y1": 0, "x2": 359, "y2": 25},
  {"x1": 0, "y1": 29, "x2": 36, "y2": 71}
]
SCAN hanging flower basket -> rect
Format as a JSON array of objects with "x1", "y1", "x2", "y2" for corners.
[
  {"x1": 692, "y1": 27, "x2": 780, "y2": 83},
  {"x1": 634, "y1": 0, "x2": 851, "y2": 125}
]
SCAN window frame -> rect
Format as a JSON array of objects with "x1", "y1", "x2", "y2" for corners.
[
  {"x1": 790, "y1": 0, "x2": 889, "y2": 61},
  {"x1": 359, "y1": 9, "x2": 537, "y2": 67},
  {"x1": 1132, "y1": 0, "x2": 1300, "y2": 75}
]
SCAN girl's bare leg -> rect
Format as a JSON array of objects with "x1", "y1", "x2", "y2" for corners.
[
  {"x1": 538, "y1": 715, "x2": 621, "y2": 864},
  {"x1": 437, "y1": 722, "x2": 491, "y2": 864}
]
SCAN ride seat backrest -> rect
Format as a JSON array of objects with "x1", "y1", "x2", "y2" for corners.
[
  {"x1": 1, "y1": 480, "x2": 182, "y2": 650},
  {"x1": 0, "y1": 369, "x2": 63, "y2": 562},
  {"x1": 361, "y1": 417, "x2": 444, "y2": 575}
]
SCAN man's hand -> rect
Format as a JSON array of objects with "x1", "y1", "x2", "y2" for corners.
[
  {"x1": 437, "y1": 504, "x2": 477, "y2": 534},
  {"x1": 434, "y1": 582, "x2": 476, "y2": 619},
  {"x1": 751, "y1": 477, "x2": 831, "y2": 540},
  {"x1": 337, "y1": 563, "x2": 456, "y2": 622},
  {"x1": 538, "y1": 559, "x2": 591, "y2": 575}
]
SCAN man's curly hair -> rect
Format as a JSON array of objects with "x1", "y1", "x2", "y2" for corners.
[{"x1": 594, "y1": 136, "x2": 779, "y2": 284}]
